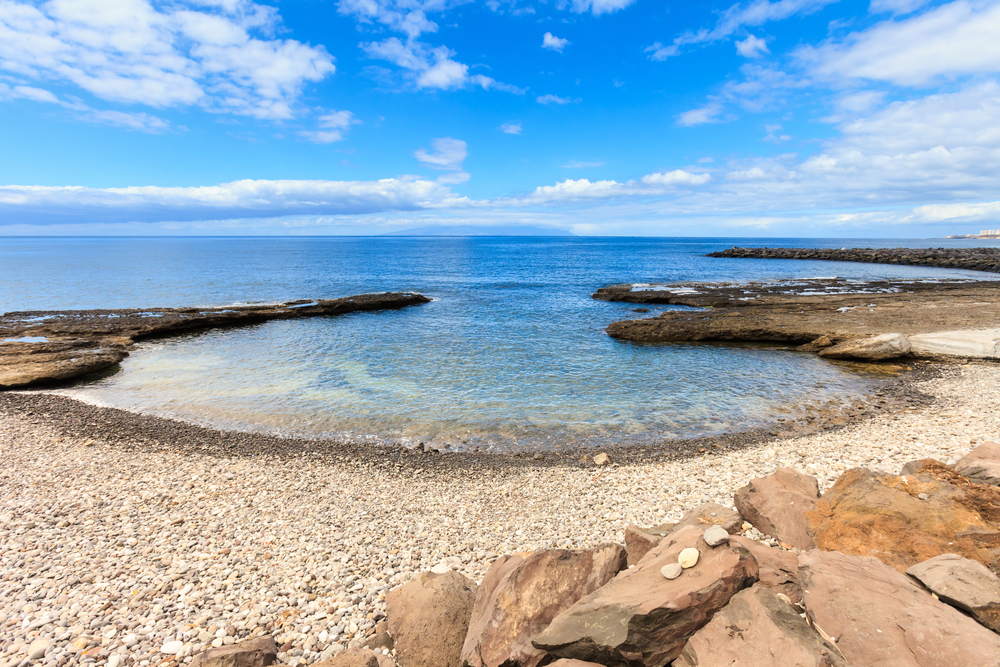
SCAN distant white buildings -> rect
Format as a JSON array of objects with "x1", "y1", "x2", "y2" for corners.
[{"x1": 981, "y1": 229, "x2": 1000, "y2": 237}]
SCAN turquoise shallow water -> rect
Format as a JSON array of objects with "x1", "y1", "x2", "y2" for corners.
[{"x1": 3, "y1": 236, "x2": 998, "y2": 451}]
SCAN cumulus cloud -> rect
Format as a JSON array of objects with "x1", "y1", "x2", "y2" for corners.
[
  {"x1": 0, "y1": 0, "x2": 335, "y2": 120},
  {"x1": 362, "y1": 37, "x2": 524, "y2": 93},
  {"x1": 800, "y1": 0, "x2": 1000, "y2": 86},
  {"x1": 542, "y1": 32, "x2": 570, "y2": 52},
  {"x1": 299, "y1": 110, "x2": 359, "y2": 143},
  {"x1": 499, "y1": 122, "x2": 522, "y2": 134},
  {"x1": 736, "y1": 34, "x2": 770, "y2": 57}
]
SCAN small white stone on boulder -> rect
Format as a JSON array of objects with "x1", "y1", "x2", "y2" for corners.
[
  {"x1": 678, "y1": 548, "x2": 700, "y2": 569},
  {"x1": 660, "y1": 563, "x2": 683, "y2": 580},
  {"x1": 703, "y1": 526, "x2": 730, "y2": 547}
]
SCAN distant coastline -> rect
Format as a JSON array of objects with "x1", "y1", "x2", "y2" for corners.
[{"x1": 945, "y1": 228, "x2": 1000, "y2": 239}]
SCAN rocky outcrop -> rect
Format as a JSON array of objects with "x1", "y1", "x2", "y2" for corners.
[
  {"x1": 189, "y1": 637, "x2": 277, "y2": 667},
  {"x1": 908, "y1": 329, "x2": 1000, "y2": 359},
  {"x1": 799, "y1": 549, "x2": 1000, "y2": 666},
  {"x1": 706, "y1": 246, "x2": 1000, "y2": 273},
  {"x1": 729, "y1": 536, "x2": 803, "y2": 604},
  {"x1": 953, "y1": 441, "x2": 1000, "y2": 486},
  {"x1": 817, "y1": 333, "x2": 911, "y2": 361},
  {"x1": 386, "y1": 571, "x2": 478, "y2": 667},
  {"x1": 906, "y1": 553, "x2": 1000, "y2": 632},
  {"x1": 624, "y1": 503, "x2": 741, "y2": 566},
  {"x1": 805, "y1": 462, "x2": 1000, "y2": 572},
  {"x1": 734, "y1": 468, "x2": 819, "y2": 551},
  {"x1": 674, "y1": 585, "x2": 847, "y2": 667},
  {"x1": 461, "y1": 545, "x2": 626, "y2": 667},
  {"x1": 531, "y1": 526, "x2": 758, "y2": 667},
  {"x1": 0, "y1": 292, "x2": 431, "y2": 389}
]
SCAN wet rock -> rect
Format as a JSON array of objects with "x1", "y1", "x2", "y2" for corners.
[
  {"x1": 531, "y1": 526, "x2": 758, "y2": 667},
  {"x1": 799, "y1": 549, "x2": 1000, "y2": 667},
  {"x1": 625, "y1": 503, "x2": 740, "y2": 567},
  {"x1": 674, "y1": 585, "x2": 847, "y2": 667},
  {"x1": 953, "y1": 441, "x2": 1000, "y2": 486},
  {"x1": 733, "y1": 468, "x2": 819, "y2": 550},
  {"x1": 806, "y1": 463, "x2": 1000, "y2": 572},
  {"x1": 461, "y1": 544, "x2": 626, "y2": 667},
  {"x1": 906, "y1": 553, "x2": 1000, "y2": 632},
  {"x1": 387, "y1": 570, "x2": 477, "y2": 667},
  {"x1": 729, "y1": 536, "x2": 803, "y2": 604},
  {"x1": 817, "y1": 333, "x2": 912, "y2": 361},
  {"x1": 189, "y1": 637, "x2": 278, "y2": 667}
]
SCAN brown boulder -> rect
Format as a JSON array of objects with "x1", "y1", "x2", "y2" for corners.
[
  {"x1": 387, "y1": 570, "x2": 478, "y2": 667},
  {"x1": 806, "y1": 463, "x2": 1000, "y2": 572},
  {"x1": 189, "y1": 637, "x2": 277, "y2": 667},
  {"x1": 674, "y1": 585, "x2": 847, "y2": 667},
  {"x1": 906, "y1": 553, "x2": 1000, "y2": 632},
  {"x1": 311, "y1": 649, "x2": 380, "y2": 667},
  {"x1": 531, "y1": 525, "x2": 758, "y2": 667},
  {"x1": 734, "y1": 468, "x2": 819, "y2": 550},
  {"x1": 729, "y1": 536, "x2": 803, "y2": 604},
  {"x1": 954, "y1": 441, "x2": 1000, "y2": 486},
  {"x1": 817, "y1": 333, "x2": 911, "y2": 361},
  {"x1": 799, "y1": 549, "x2": 1000, "y2": 666},
  {"x1": 625, "y1": 503, "x2": 740, "y2": 567},
  {"x1": 461, "y1": 544, "x2": 626, "y2": 667},
  {"x1": 546, "y1": 661, "x2": 605, "y2": 667}
]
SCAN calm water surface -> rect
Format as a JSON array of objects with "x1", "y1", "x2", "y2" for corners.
[{"x1": 3, "y1": 237, "x2": 998, "y2": 451}]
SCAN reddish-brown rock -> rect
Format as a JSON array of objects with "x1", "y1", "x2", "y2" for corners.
[
  {"x1": 806, "y1": 463, "x2": 1000, "y2": 572},
  {"x1": 954, "y1": 441, "x2": 1000, "y2": 487},
  {"x1": 729, "y1": 536, "x2": 803, "y2": 604},
  {"x1": 674, "y1": 585, "x2": 848, "y2": 667},
  {"x1": 189, "y1": 637, "x2": 277, "y2": 667},
  {"x1": 460, "y1": 544, "x2": 626, "y2": 667},
  {"x1": 799, "y1": 549, "x2": 1000, "y2": 666},
  {"x1": 906, "y1": 553, "x2": 1000, "y2": 632},
  {"x1": 734, "y1": 468, "x2": 819, "y2": 550},
  {"x1": 625, "y1": 503, "x2": 740, "y2": 567},
  {"x1": 546, "y1": 661, "x2": 605, "y2": 667},
  {"x1": 311, "y1": 649, "x2": 380, "y2": 667},
  {"x1": 387, "y1": 570, "x2": 478, "y2": 667},
  {"x1": 531, "y1": 526, "x2": 758, "y2": 667}
]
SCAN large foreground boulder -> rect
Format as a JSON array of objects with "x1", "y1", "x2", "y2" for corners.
[
  {"x1": 733, "y1": 468, "x2": 819, "y2": 550},
  {"x1": 387, "y1": 570, "x2": 478, "y2": 667},
  {"x1": 806, "y1": 463, "x2": 1000, "y2": 572},
  {"x1": 906, "y1": 553, "x2": 1000, "y2": 632},
  {"x1": 674, "y1": 585, "x2": 848, "y2": 667},
  {"x1": 817, "y1": 333, "x2": 911, "y2": 361},
  {"x1": 624, "y1": 503, "x2": 740, "y2": 566},
  {"x1": 729, "y1": 536, "x2": 803, "y2": 604},
  {"x1": 531, "y1": 526, "x2": 758, "y2": 667},
  {"x1": 954, "y1": 441, "x2": 1000, "y2": 487},
  {"x1": 461, "y1": 544, "x2": 626, "y2": 667},
  {"x1": 189, "y1": 637, "x2": 277, "y2": 667},
  {"x1": 799, "y1": 549, "x2": 1000, "y2": 666}
]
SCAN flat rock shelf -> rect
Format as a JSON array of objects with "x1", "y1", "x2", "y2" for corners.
[
  {"x1": 707, "y1": 246, "x2": 1000, "y2": 273},
  {"x1": 0, "y1": 292, "x2": 431, "y2": 389}
]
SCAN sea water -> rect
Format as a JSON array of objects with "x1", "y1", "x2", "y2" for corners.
[{"x1": 3, "y1": 236, "x2": 997, "y2": 451}]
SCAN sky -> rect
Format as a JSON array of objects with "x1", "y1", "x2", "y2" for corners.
[{"x1": 1, "y1": 0, "x2": 999, "y2": 236}]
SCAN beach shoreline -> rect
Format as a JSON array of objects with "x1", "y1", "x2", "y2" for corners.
[{"x1": 2, "y1": 360, "x2": 998, "y2": 666}]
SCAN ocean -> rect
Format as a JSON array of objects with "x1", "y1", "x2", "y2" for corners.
[{"x1": 3, "y1": 236, "x2": 997, "y2": 451}]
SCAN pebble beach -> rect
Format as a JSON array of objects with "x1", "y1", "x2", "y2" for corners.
[{"x1": 2, "y1": 361, "x2": 998, "y2": 667}]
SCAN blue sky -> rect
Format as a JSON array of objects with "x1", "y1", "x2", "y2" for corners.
[{"x1": 1, "y1": 0, "x2": 999, "y2": 236}]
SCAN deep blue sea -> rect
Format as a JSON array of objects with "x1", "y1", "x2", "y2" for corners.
[{"x1": 4, "y1": 236, "x2": 998, "y2": 451}]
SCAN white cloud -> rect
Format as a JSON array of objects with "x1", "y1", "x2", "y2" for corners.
[
  {"x1": 869, "y1": 0, "x2": 931, "y2": 15},
  {"x1": 299, "y1": 110, "x2": 359, "y2": 143},
  {"x1": 0, "y1": 0, "x2": 335, "y2": 120},
  {"x1": 537, "y1": 93, "x2": 579, "y2": 105},
  {"x1": 0, "y1": 81, "x2": 173, "y2": 132},
  {"x1": 676, "y1": 64, "x2": 807, "y2": 125},
  {"x1": 560, "y1": 160, "x2": 605, "y2": 168},
  {"x1": 568, "y1": 0, "x2": 636, "y2": 16},
  {"x1": 676, "y1": 103, "x2": 724, "y2": 126},
  {"x1": 801, "y1": 1, "x2": 1000, "y2": 86},
  {"x1": 736, "y1": 34, "x2": 770, "y2": 57},
  {"x1": 640, "y1": 170, "x2": 713, "y2": 186},
  {"x1": 361, "y1": 37, "x2": 524, "y2": 92},
  {"x1": 336, "y1": 0, "x2": 447, "y2": 39},
  {"x1": 542, "y1": 32, "x2": 570, "y2": 52},
  {"x1": 644, "y1": 42, "x2": 679, "y2": 61},
  {"x1": 414, "y1": 137, "x2": 469, "y2": 182},
  {"x1": 500, "y1": 122, "x2": 522, "y2": 134}
]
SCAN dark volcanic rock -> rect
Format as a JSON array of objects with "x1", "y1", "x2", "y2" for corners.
[
  {"x1": 0, "y1": 292, "x2": 430, "y2": 389},
  {"x1": 706, "y1": 246, "x2": 1000, "y2": 274},
  {"x1": 461, "y1": 544, "x2": 626, "y2": 667},
  {"x1": 531, "y1": 525, "x2": 758, "y2": 667},
  {"x1": 734, "y1": 468, "x2": 819, "y2": 551}
]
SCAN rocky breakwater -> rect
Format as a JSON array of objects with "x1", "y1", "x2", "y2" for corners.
[
  {"x1": 706, "y1": 246, "x2": 1000, "y2": 273},
  {"x1": 241, "y1": 439, "x2": 1000, "y2": 667},
  {"x1": 596, "y1": 278, "x2": 1000, "y2": 361},
  {"x1": 0, "y1": 293, "x2": 430, "y2": 389}
]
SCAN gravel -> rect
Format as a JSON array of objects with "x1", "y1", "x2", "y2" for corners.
[{"x1": 1, "y1": 362, "x2": 998, "y2": 667}]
